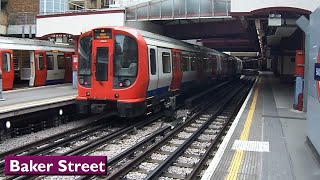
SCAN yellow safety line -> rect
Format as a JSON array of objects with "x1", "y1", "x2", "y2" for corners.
[{"x1": 225, "y1": 80, "x2": 260, "y2": 180}]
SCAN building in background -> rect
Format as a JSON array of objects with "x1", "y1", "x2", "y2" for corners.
[
  {"x1": 39, "y1": 0, "x2": 68, "y2": 15},
  {"x1": 0, "y1": 0, "x2": 38, "y2": 37},
  {"x1": 68, "y1": 0, "x2": 150, "y2": 11},
  {"x1": 0, "y1": 0, "x2": 150, "y2": 37},
  {"x1": 0, "y1": 0, "x2": 9, "y2": 35}
]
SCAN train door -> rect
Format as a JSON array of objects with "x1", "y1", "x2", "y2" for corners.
[
  {"x1": 91, "y1": 40, "x2": 111, "y2": 98},
  {"x1": 56, "y1": 53, "x2": 66, "y2": 83},
  {"x1": 29, "y1": 51, "x2": 35, "y2": 86},
  {"x1": 170, "y1": 49, "x2": 182, "y2": 91},
  {"x1": 147, "y1": 46, "x2": 159, "y2": 96},
  {"x1": 33, "y1": 51, "x2": 47, "y2": 87},
  {"x1": 158, "y1": 48, "x2": 172, "y2": 93},
  {"x1": 18, "y1": 51, "x2": 33, "y2": 86},
  {"x1": 0, "y1": 50, "x2": 14, "y2": 90},
  {"x1": 64, "y1": 52, "x2": 73, "y2": 83}
]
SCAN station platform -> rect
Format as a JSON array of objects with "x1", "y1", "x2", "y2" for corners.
[
  {"x1": 0, "y1": 84, "x2": 77, "y2": 119},
  {"x1": 202, "y1": 72, "x2": 320, "y2": 180}
]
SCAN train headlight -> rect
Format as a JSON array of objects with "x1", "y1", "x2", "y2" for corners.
[{"x1": 123, "y1": 79, "x2": 131, "y2": 87}]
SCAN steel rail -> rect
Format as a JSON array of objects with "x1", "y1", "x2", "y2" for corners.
[
  {"x1": 186, "y1": 77, "x2": 255, "y2": 179},
  {"x1": 105, "y1": 79, "x2": 244, "y2": 180},
  {"x1": 0, "y1": 112, "x2": 117, "y2": 173},
  {"x1": 145, "y1": 79, "x2": 248, "y2": 179},
  {"x1": 65, "y1": 113, "x2": 165, "y2": 156}
]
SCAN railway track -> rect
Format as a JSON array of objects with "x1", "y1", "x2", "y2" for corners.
[
  {"x1": 1, "y1": 111, "x2": 168, "y2": 180},
  {"x1": 0, "y1": 77, "x2": 254, "y2": 180},
  {"x1": 64, "y1": 77, "x2": 254, "y2": 180},
  {"x1": 103, "y1": 77, "x2": 255, "y2": 180},
  {"x1": 0, "y1": 113, "x2": 117, "y2": 172}
]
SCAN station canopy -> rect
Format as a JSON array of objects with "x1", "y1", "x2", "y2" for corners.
[{"x1": 126, "y1": 0, "x2": 231, "y2": 21}]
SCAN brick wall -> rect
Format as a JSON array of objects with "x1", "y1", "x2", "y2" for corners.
[
  {"x1": 6, "y1": 0, "x2": 39, "y2": 13},
  {"x1": 6, "y1": 0, "x2": 38, "y2": 25},
  {"x1": 0, "y1": 12, "x2": 8, "y2": 26}
]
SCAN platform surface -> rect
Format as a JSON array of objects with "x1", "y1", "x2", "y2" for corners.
[
  {"x1": 203, "y1": 72, "x2": 320, "y2": 180},
  {"x1": 0, "y1": 84, "x2": 77, "y2": 118}
]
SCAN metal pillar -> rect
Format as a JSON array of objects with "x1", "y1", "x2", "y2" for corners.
[
  {"x1": 72, "y1": 70, "x2": 77, "y2": 89},
  {"x1": 297, "y1": 16, "x2": 310, "y2": 112}
]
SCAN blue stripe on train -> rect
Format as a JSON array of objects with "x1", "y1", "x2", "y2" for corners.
[
  {"x1": 146, "y1": 80, "x2": 197, "y2": 98},
  {"x1": 147, "y1": 86, "x2": 169, "y2": 97}
]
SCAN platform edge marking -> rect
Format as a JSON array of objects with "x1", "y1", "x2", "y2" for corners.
[
  {"x1": 200, "y1": 77, "x2": 259, "y2": 180},
  {"x1": 225, "y1": 80, "x2": 260, "y2": 180}
]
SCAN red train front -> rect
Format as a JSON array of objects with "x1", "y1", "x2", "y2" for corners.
[{"x1": 76, "y1": 27, "x2": 149, "y2": 117}]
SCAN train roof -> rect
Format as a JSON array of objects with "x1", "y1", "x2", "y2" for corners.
[
  {"x1": 0, "y1": 36, "x2": 74, "y2": 52},
  {"x1": 136, "y1": 29, "x2": 225, "y2": 56},
  {"x1": 90, "y1": 26, "x2": 235, "y2": 59}
]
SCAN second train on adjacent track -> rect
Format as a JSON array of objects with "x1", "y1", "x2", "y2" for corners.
[{"x1": 76, "y1": 26, "x2": 242, "y2": 118}]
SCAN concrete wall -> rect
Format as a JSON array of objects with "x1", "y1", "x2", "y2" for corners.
[
  {"x1": 0, "y1": 25, "x2": 7, "y2": 35},
  {"x1": 37, "y1": 11, "x2": 165, "y2": 37},
  {"x1": 231, "y1": 0, "x2": 320, "y2": 13},
  {"x1": 306, "y1": 7, "x2": 320, "y2": 155},
  {"x1": 36, "y1": 11, "x2": 125, "y2": 37},
  {"x1": 7, "y1": 25, "x2": 36, "y2": 36},
  {"x1": 282, "y1": 56, "x2": 295, "y2": 75}
]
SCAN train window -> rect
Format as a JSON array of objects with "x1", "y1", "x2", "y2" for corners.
[
  {"x1": 113, "y1": 34, "x2": 138, "y2": 89},
  {"x1": 13, "y1": 56, "x2": 19, "y2": 71},
  {"x1": 182, "y1": 54, "x2": 189, "y2": 71},
  {"x1": 114, "y1": 34, "x2": 138, "y2": 77},
  {"x1": 22, "y1": 58, "x2": 30, "y2": 68},
  {"x1": 78, "y1": 35, "x2": 92, "y2": 88},
  {"x1": 162, "y1": 52, "x2": 171, "y2": 73},
  {"x1": 205, "y1": 58, "x2": 211, "y2": 72},
  {"x1": 46, "y1": 55, "x2": 54, "y2": 70},
  {"x1": 203, "y1": 58, "x2": 207, "y2": 72},
  {"x1": 191, "y1": 56, "x2": 196, "y2": 71},
  {"x1": 149, "y1": 48, "x2": 156, "y2": 75},
  {"x1": 2, "y1": 53, "x2": 11, "y2": 72},
  {"x1": 95, "y1": 47, "x2": 108, "y2": 81},
  {"x1": 212, "y1": 56, "x2": 217, "y2": 73},
  {"x1": 57, "y1": 55, "x2": 65, "y2": 69},
  {"x1": 37, "y1": 54, "x2": 44, "y2": 70}
]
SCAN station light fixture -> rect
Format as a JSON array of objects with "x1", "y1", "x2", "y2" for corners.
[
  {"x1": 59, "y1": 109, "x2": 63, "y2": 116},
  {"x1": 268, "y1": 14, "x2": 282, "y2": 26},
  {"x1": 6, "y1": 121, "x2": 11, "y2": 129}
]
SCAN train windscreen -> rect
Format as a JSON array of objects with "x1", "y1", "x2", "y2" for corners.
[
  {"x1": 78, "y1": 35, "x2": 92, "y2": 87},
  {"x1": 113, "y1": 34, "x2": 138, "y2": 88}
]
